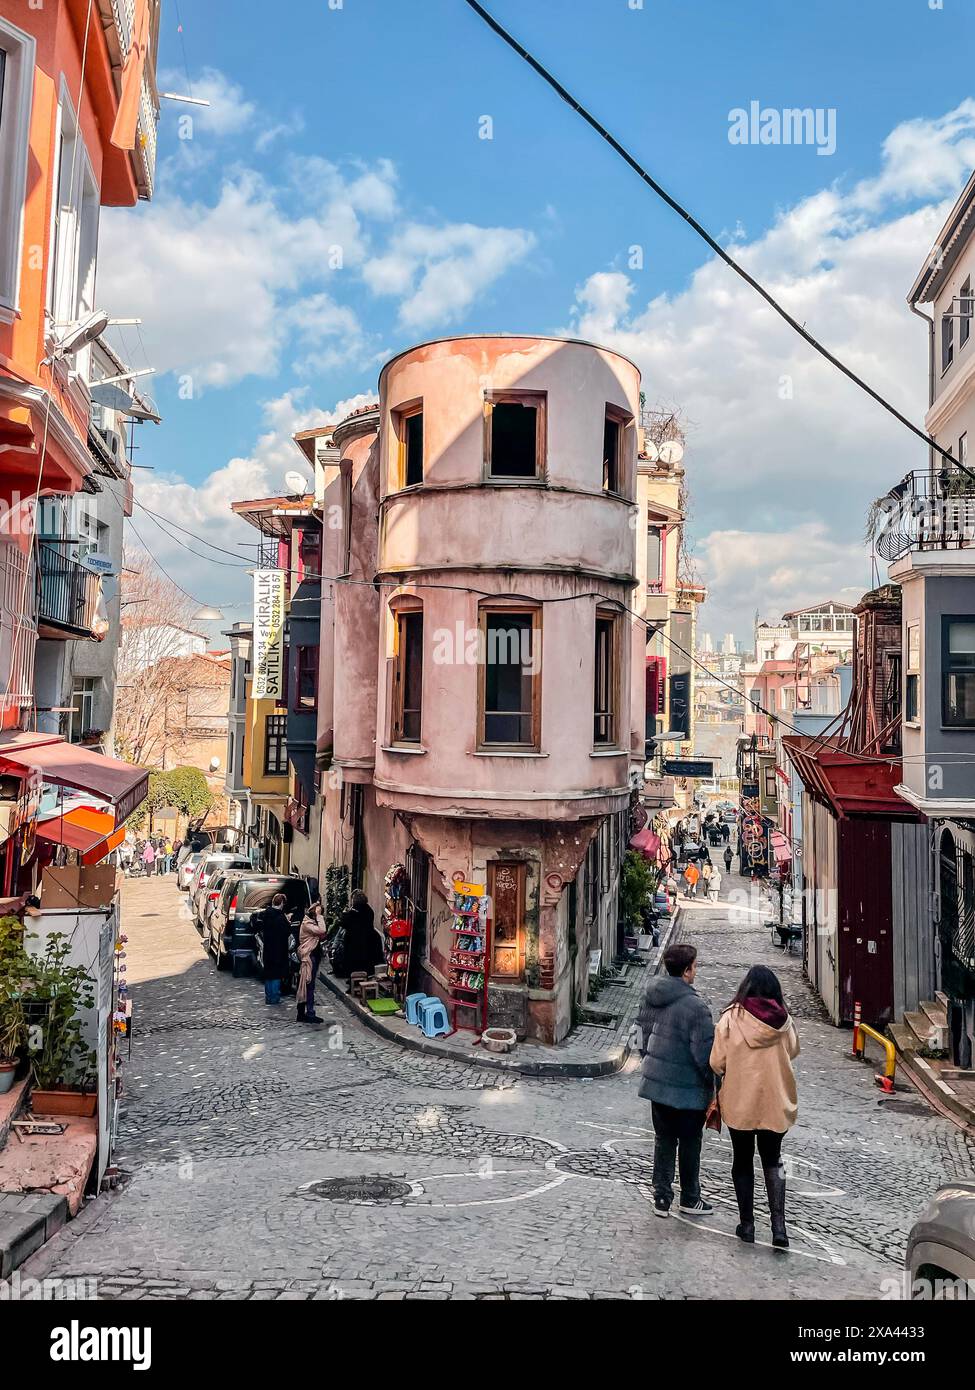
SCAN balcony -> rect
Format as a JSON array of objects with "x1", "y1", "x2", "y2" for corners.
[
  {"x1": 36, "y1": 542, "x2": 101, "y2": 640},
  {"x1": 875, "y1": 469, "x2": 975, "y2": 563},
  {"x1": 102, "y1": 0, "x2": 160, "y2": 199}
]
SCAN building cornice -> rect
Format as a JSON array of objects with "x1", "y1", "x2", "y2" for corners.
[{"x1": 894, "y1": 782, "x2": 975, "y2": 818}]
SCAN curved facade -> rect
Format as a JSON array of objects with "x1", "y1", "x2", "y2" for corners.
[{"x1": 374, "y1": 335, "x2": 640, "y2": 823}]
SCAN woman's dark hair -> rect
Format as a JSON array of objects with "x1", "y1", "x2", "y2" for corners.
[
  {"x1": 729, "y1": 965, "x2": 785, "y2": 1011},
  {"x1": 351, "y1": 890, "x2": 368, "y2": 909}
]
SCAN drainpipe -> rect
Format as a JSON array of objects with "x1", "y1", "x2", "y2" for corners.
[{"x1": 909, "y1": 299, "x2": 935, "y2": 477}]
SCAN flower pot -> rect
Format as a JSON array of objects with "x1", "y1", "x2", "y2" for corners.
[
  {"x1": 30, "y1": 1087, "x2": 97, "y2": 1117},
  {"x1": 481, "y1": 1027, "x2": 517, "y2": 1055},
  {"x1": 0, "y1": 1060, "x2": 17, "y2": 1095}
]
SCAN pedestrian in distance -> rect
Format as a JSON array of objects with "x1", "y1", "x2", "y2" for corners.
[
  {"x1": 683, "y1": 861, "x2": 700, "y2": 898},
  {"x1": 254, "y1": 891, "x2": 291, "y2": 1006},
  {"x1": 636, "y1": 943, "x2": 715, "y2": 1218},
  {"x1": 721, "y1": 821, "x2": 731, "y2": 843},
  {"x1": 707, "y1": 866, "x2": 722, "y2": 902},
  {"x1": 141, "y1": 840, "x2": 155, "y2": 875},
  {"x1": 723, "y1": 844, "x2": 733, "y2": 873},
  {"x1": 296, "y1": 897, "x2": 329, "y2": 1025},
  {"x1": 709, "y1": 965, "x2": 800, "y2": 1248}
]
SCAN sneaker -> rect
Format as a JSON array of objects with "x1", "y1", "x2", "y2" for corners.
[
  {"x1": 653, "y1": 1197, "x2": 671, "y2": 1218},
  {"x1": 678, "y1": 1198, "x2": 713, "y2": 1216}
]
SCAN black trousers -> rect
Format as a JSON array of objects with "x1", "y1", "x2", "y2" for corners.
[
  {"x1": 729, "y1": 1126, "x2": 784, "y2": 1173},
  {"x1": 650, "y1": 1101, "x2": 706, "y2": 1206}
]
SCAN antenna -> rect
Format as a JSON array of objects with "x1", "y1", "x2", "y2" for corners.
[{"x1": 658, "y1": 440, "x2": 684, "y2": 465}]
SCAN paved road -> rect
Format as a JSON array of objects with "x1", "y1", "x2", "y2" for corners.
[{"x1": 23, "y1": 870, "x2": 975, "y2": 1300}]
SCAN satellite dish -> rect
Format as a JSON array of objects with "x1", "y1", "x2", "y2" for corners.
[
  {"x1": 642, "y1": 440, "x2": 659, "y2": 463},
  {"x1": 284, "y1": 470, "x2": 308, "y2": 496},
  {"x1": 658, "y1": 440, "x2": 684, "y2": 465}
]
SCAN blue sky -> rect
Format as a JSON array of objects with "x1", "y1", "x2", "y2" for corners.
[{"x1": 99, "y1": 0, "x2": 975, "y2": 641}]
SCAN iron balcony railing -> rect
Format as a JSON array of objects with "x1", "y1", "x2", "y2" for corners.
[
  {"x1": 875, "y1": 469, "x2": 975, "y2": 562},
  {"x1": 36, "y1": 541, "x2": 101, "y2": 636}
]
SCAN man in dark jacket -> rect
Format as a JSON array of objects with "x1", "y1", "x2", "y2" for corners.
[
  {"x1": 254, "y1": 892, "x2": 292, "y2": 1005},
  {"x1": 636, "y1": 942, "x2": 715, "y2": 1218}
]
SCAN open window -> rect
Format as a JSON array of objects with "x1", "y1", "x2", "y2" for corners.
[
  {"x1": 478, "y1": 605, "x2": 541, "y2": 748},
  {"x1": 484, "y1": 391, "x2": 545, "y2": 479},
  {"x1": 593, "y1": 609, "x2": 620, "y2": 746},
  {"x1": 602, "y1": 406, "x2": 630, "y2": 493},
  {"x1": 294, "y1": 645, "x2": 318, "y2": 712},
  {"x1": 391, "y1": 607, "x2": 424, "y2": 743},
  {"x1": 905, "y1": 622, "x2": 920, "y2": 724},
  {"x1": 647, "y1": 525, "x2": 665, "y2": 592},
  {"x1": 395, "y1": 401, "x2": 424, "y2": 489}
]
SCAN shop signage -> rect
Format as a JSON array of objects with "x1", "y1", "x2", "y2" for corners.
[
  {"x1": 663, "y1": 758, "x2": 715, "y2": 779},
  {"x1": 253, "y1": 569, "x2": 286, "y2": 700}
]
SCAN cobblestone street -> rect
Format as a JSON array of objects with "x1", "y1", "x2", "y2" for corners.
[{"x1": 24, "y1": 874, "x2": 975, "y2": 1301}]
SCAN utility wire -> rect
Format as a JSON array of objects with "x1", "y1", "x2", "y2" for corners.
[{"x1": 461, "y1": 0, "x2": 975, "y2": 484}]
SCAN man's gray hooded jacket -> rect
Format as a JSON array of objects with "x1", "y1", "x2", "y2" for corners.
[{"x1": 636, "y1": 974, "x2": 715, "y2": 1111}]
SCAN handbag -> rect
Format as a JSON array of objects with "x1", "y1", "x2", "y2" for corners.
[{"x1": 704, "y1": 1096, "x2": 721, "y2": 1134}]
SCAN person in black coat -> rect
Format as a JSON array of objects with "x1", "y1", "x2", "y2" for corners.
[
  {"x1": 254, "y1": 892, "x2": 292, "y2": 1005},
  {"x1": 332, "y1": 890, "x2": 385, "y2": 986}
]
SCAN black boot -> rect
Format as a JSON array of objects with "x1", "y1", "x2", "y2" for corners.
[
  {"x1": 763, "y1": 1162, "x2": 789, "y2": 1248},
  {"x1": 296, "y1": 1002, "x2": 306, "y2": 1022},
  {"x1": 733, "y1": 1169, "x2": 755, "y2": 1243}
]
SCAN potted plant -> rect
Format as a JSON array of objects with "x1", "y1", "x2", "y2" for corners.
[
  {"x1": 25, "y1": 932, "x2": 97, "y2": 1117},
  {"x1": 0, "y1": 916, "x2": 29, "y2": 1094}
]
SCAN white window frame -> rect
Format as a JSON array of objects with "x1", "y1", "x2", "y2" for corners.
[
  {"x1": 0, "y1": 18, "x2": 36, "y2": 315},
  {"x1": 47, "y1": 78, "x2": 100, "y2": 374}
]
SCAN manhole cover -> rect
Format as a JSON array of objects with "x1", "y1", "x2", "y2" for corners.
[{"x1": 302, "y1": 1176, "x2": 414, "y2": 1203}]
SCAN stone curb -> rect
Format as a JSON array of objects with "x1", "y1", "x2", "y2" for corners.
[
  {"x1": 320, "y1": 906, "x2": 682, "y2": 1079},
  {"x1": 893, "y1": 1045, "x2": 975, "y2": 1136},
  {"x1": 0, "y1": 1192, "x2": 69, "y2": 1280}
]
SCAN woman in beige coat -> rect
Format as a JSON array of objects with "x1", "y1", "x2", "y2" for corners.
[{"x1": 709, "y1": 965, "x2": 800, "y2": 1248}]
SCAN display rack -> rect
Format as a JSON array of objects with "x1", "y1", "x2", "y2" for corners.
[{"x1": 447, "y1": 881, "x2": 490, "y2": 1035}]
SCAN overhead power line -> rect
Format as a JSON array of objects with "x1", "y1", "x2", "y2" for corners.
[{"x1": 461, "y1": 0, "x2": 975, "y2": 483}]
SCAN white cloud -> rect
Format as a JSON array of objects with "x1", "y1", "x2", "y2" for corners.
[
  {"x1": 159, "y1": 67, "x2": 257, "y2": 139},
  {"x1": 567, "y1": 101, "x2": 975, "y2": 639},
  {"x1": 130, "y1": 388, "x2": 375, "y2": 614},
  {"x1": 363, "y1": 223, "x2": 537, "y2": 329}
]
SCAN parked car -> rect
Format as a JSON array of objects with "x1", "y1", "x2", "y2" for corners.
[
  {"x1": 207, "y1": 873, "x2": 313, "y2": 975},
  {"x1": 197, "y1": 869, "x2": 234, "y2": 939},
  {"x1": 177, "y1": 853, "x2": 204, "y2": 892},
  {"x1": 905, "y1": 1182, "x2": 975, "y2": 1298},
  {"x1": 191, "y1": 853, "x2": 251, "y2": 924}
]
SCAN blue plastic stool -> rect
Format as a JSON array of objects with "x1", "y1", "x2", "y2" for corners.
[
  {"x1": 418, "y1": 996, "x2": 451, "y2": 1038},
  {"x1": 405, "y1": 992, "x2": 429, "y2": 1026}
]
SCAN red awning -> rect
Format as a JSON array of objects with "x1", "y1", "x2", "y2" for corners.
[
  {"x1": 769, "y1": 830, "x2": 792, "y2": 866},
  {"x1": 36, "y1": 807, "x2": 125, "y2": 864},
  {"x1": 0, "y1": 735, "x2": 148, "y2": 823}
]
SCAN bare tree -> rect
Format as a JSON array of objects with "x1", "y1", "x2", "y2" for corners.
[{"x1": 113, "y1": 550, "x2": 207, "y2": 766}]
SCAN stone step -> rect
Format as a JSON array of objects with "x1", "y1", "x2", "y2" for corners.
[
  {"x1": 889, "y1": 1021, "x2": 917, "y2": 1056},
  {"x1": 905, "y1": 1009, "x2": 944, "y2": 1050},
  {"x1": 0, "y1": 1192, "x2": 68, "y2": 1279},
  {"x1": 920, "y1": 999, "x2": 949, "y2": 1047},
  {"x1": 0, "y1": 1076, "x2": 29, "y2": 1152}
]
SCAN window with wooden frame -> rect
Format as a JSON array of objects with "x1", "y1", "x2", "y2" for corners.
[
  {"x1": 602, "y1": 405, "x2": 629, "y2": 494},
  {"x1": 297, "y1": 525, "x2": 321, "y2": 579},
  {"x1": 264, "y1": 714, "x2": 288, "y2": 776},
  {"x1": 391, "y1": 606, "x2": 424, "y2": 743},
  {"x1": 484, "y1": 391, "x2": 546, "y2": 479},
  {"x1": 294, "y1": 645, "x2": 318, "y2": 712},
  {"x1": 394, "y1": 400, "x2": 424, "y2": 489},
  {"x1": 488, "y1": 860, "x2": 526, "y2": 980},
  {"x1": 905, "y1": 622, "x2": 920, "y2": 724},
  {"x1": 478, "y1": 605, "x2": 541, "y2": 749},
  {"x1": 593, "y1": 609, "x2": 620, "y2": 746},
  {"x1": 943, "y1": 615, "x2": 975, "y2": 727}
]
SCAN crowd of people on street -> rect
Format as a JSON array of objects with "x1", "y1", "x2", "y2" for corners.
[{"x1": 119, "y1": 834, "x2": 182, "y2": 877}]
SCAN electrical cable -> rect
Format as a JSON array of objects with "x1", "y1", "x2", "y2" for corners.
[{"x1": 460, "y1": 0, "x2": 975, "y2": 483}]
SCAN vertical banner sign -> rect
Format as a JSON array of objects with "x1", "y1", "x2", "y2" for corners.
[{"x1": 253, "y1": 570, "x2": 286, "y2": 699}]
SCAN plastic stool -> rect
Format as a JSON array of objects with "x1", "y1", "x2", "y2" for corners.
[
  {"x1": 418, "y1": 996, "x2": 451, "y2": 1038},
  {"x1": 405, "y1": 992, "x2": 429, "y2": 1026}
]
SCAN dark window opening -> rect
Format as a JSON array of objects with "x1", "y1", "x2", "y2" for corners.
[
  {"x1": 295, "y1": 645, "x2": 318, "y2": 711},
  {"x1": 647, "y1": 526, "x2": 663, "y2": 588},
  {"x1": 942, "y1": 312, "x2": 954, "y2": 373},
  {"x1": 404, "y1": 410, "x2": 424, "y2": 487},
  {"x1": 490, "y1": 401, "x2": 539, "y2": 478},
  {"x1": 298, "y1": 527, "x2": 321, "y2": 578},
  {"x1": 943, "y1": 616, "x2": 975, "y2": 727},
  {"x1": 482, "y1": 611, "x2": 537, "y2": 745},
  {"x1": 962, "y1": 278, "x2": 972, "y2": 349},
  {"x1": 603, "y1": 415, "x2": 621, "y2": 492}
]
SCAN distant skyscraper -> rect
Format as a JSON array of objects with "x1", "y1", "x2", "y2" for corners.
[
  {"x1": 700, "y1": 631, "x2": 714, "y2": 653},
  {"x1": 722, "y1": 632, "x2": 737, "y2": 655}
]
